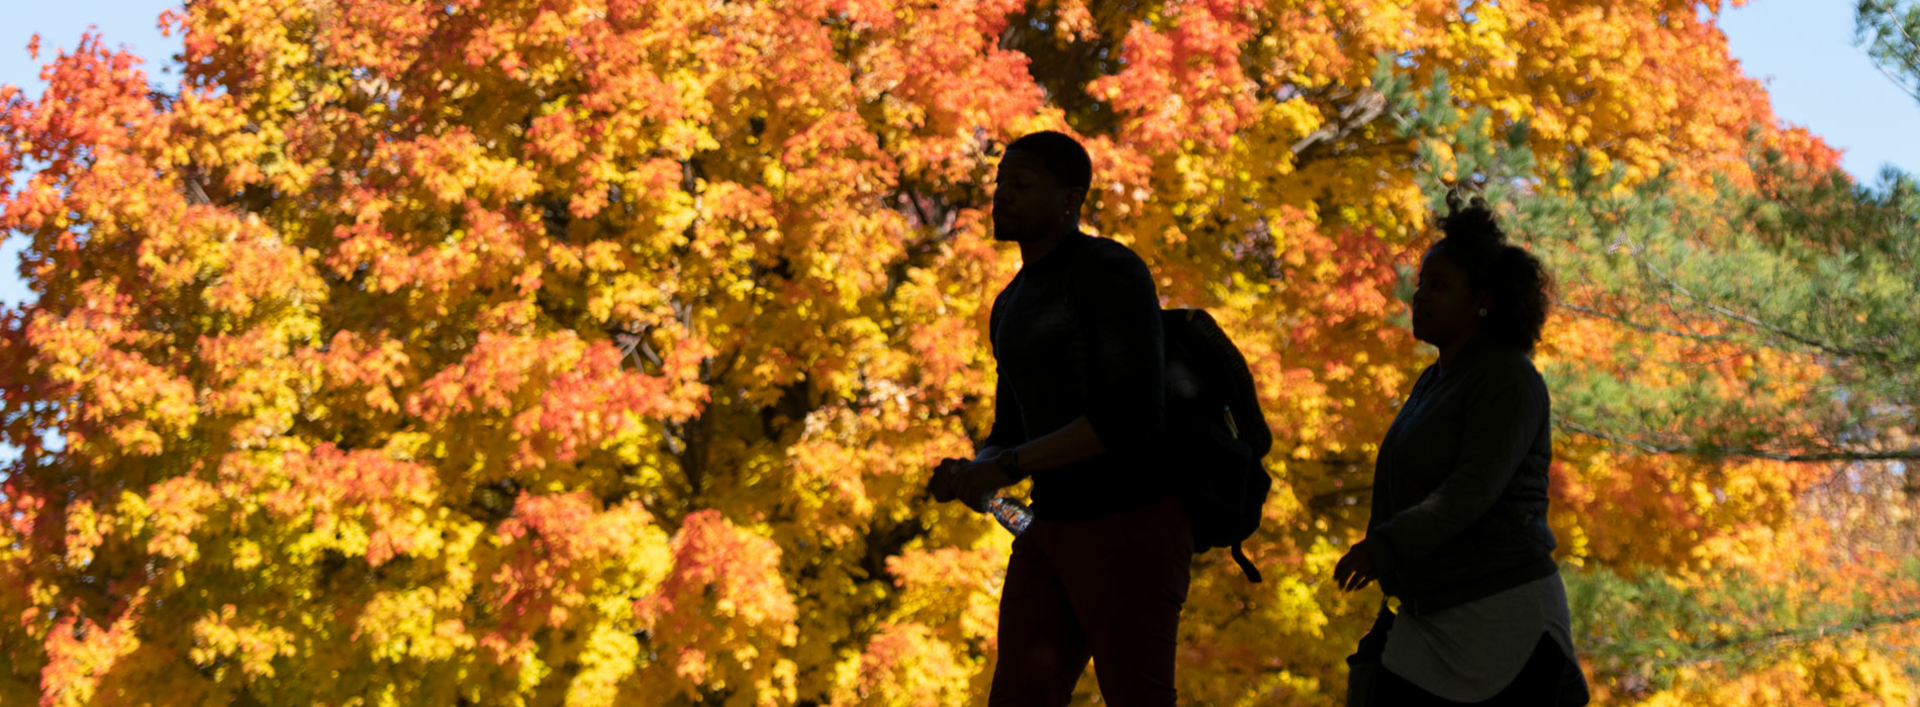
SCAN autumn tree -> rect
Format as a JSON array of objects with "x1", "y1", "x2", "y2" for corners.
[{"x1": 1, "y1": 0, "x2": 1899, "y2": 705}]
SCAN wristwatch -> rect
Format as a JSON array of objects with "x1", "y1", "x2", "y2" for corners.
[{"x1": 993, "y1": 447, "x2": 1026, "y2": 481}]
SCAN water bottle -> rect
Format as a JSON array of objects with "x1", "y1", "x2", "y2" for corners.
[{"x1": 983, "y1": 492, "x2": 1034, "y2": 536}]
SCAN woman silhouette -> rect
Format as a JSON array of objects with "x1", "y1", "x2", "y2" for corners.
[{"x1": 1334, "y1": 195, "x2": 1589, "y2": 705}]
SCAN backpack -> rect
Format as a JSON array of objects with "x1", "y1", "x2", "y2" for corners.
[{"x1": 1161, "y1": 309, "x2": 1273, "y2": 583}]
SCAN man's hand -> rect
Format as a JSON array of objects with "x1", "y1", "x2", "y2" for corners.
[
  {"x1": 1333, "y1": 542, "x2": 1377, "y2": 592},
  {"x1": 953, "y1": 458, "x2": 1016, "y2": 512},
  {"x1": 926, "y1": 458, "x2": 969, "y2": 503},
  {"x1": 927, "y1": 457, "x2": 1017, "y2": 512}
]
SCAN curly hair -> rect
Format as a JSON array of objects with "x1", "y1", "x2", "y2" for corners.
[{"x1": 1428, "y1": 193, "x2": 1553, "y2": 353}]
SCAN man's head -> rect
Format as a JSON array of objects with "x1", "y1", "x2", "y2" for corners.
[{"x1": 992, "y1": 131, "x2": 1092, "y2": 243}]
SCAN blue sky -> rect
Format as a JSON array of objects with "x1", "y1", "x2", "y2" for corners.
[
  {"x1": 1721, "y1": 2, "x2": 1920, "y2": 180},
  {"x1": 1, "y1": 1, "x2": 1916, "y2": 310}
]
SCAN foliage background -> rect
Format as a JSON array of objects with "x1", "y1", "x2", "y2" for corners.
[{"x1": 3, "y1": 0, "x2": 1920, "y2": 704}]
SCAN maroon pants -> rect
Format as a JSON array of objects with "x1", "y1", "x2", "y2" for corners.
[{"x1": 989, "y1": 496, "x2": 1193, "y2": 707}]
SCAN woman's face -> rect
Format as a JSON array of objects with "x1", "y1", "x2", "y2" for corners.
[{"x1": 1411, "y1": 248, "x2": 1486, "y2": 349}]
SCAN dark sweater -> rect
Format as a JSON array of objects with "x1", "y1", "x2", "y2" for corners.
[
  {"x1": 980, "y1": 233, "x2": 1172, "y2": 523},
  {"x1": 1363, "y1": 339, "x2": 1560, "y2": 613}
]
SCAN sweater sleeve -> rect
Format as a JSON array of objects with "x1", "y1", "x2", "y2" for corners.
[
  {"x1": 1365, "y1": 363, "x2": 1549, "y2": 575},
  {"x1": 979, "y1": 284, "x2": 1026, "y2": 453}
]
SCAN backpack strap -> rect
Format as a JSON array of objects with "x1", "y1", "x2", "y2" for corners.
[{"x1": 1231, "y1": 542, "x2": 1262, "y2": 583}]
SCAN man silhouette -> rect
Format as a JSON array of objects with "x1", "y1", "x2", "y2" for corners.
[{"x1": 928, "y1": 131, "x2": 1188, "y2": 707}]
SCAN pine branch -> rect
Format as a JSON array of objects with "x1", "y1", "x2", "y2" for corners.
[
  {"x1": 1627, "y1": 245, "x2": 1920, "y2": 367},
  {"x1": 1866, "y1": 1, "x2": 1920, "y2": 101},
  {"x1": 1558, "y1": 302, "x2": 1732, "y2": 344},
  {"x1": 1553, "y1": 415, "x2": 1920, "y2": 462},
  {"x1": 1642, "y1": 608, "x2": 1920, "y2": 670},
  {"x1": 1866, "y1": 51, "x2": 1920, "y2": 104},
  {"x1": 1694, "y1": 608, "x2": 1920, "y2": 654}
]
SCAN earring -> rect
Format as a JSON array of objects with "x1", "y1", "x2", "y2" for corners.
[{"x1": 1478, "y1": 308, "x2": 1488, "y2": 317}]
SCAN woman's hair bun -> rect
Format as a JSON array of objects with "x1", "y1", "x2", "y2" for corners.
[{"x1": 1438, "y1": 189, "x2": 1506, "y2": 250}]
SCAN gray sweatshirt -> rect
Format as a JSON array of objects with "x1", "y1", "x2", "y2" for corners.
[{"x1": 1362, "y1": 338, "x2": 1559, "y2": 613}]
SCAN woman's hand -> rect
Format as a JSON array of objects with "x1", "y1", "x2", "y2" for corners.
[{"x1": 1333, "y1": 543, "x2": 1377, "y2": 592}]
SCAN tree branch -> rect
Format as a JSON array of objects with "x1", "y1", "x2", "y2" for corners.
[
  {"x1": 1867, "y1": 2, "x2": 1920, "y2": 101},
  {"x1": 1553, "y1": 415, "x2": 1920, "y2": 462},
  {"x1": 1558, "y1": 302, "x2": 1731, "y2": 344},
  {"x1": 1628, "y1": 247, "x2": 1920, "y2": 367},
  {"x1": 1290, "y1": 88, "x2": 1389, "y2": 160},
  {"x1": 1636, "y1": 608, "x2": 1920, "y2": 670}
]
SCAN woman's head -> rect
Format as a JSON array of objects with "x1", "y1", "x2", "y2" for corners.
[{"x1": 1410, "y1": 194, "x2": 1552, "y2": 353}]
